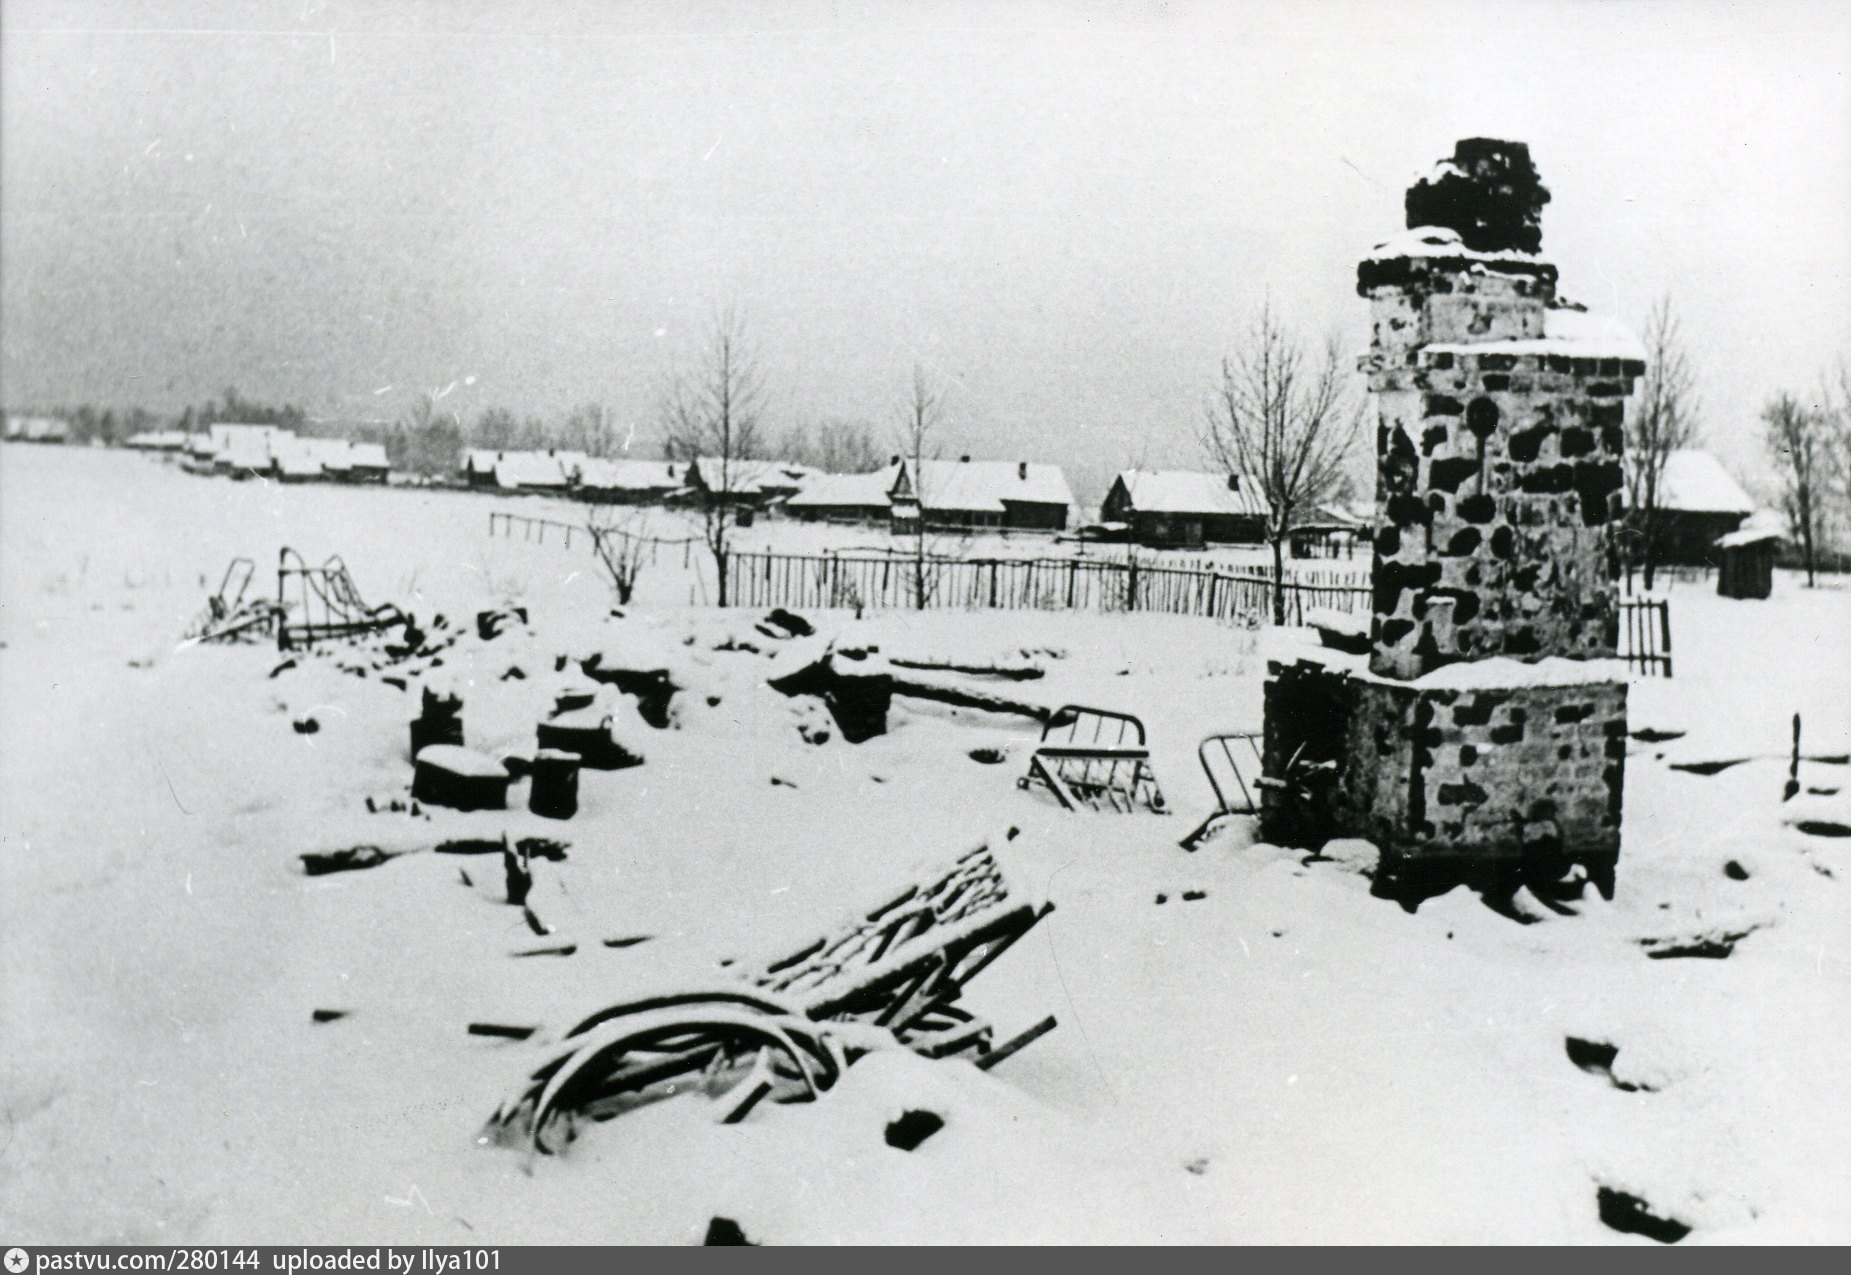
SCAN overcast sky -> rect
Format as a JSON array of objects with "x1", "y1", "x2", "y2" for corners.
[{"x1": 3, "y1": 0, "x2": 1847, "y2": 501}]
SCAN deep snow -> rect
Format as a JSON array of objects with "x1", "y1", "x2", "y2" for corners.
[{"x1": 2, "y1": 445, "x2": 1846, "y2": 1244}]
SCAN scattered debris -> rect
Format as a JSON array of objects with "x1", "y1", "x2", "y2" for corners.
[
  {"x1": 1629, "y1": 726, "x2": 1686, "y2": 743},
  {"x1": 967, "y1": 747, "x2": 1006, "y2": 765},
  {"x1": 704, "y1": 1217, "x2": 757, "y2": 1246},
  {"x1": 1020, "y1": 704, "x2": 1168, "y2": 814},
  {"x1": 764, "y1": 608, "x2": 815, "y2": 637},
  {"x1": 1668, "y1": 758, "x2": 1754, "y2": 776},
  {"x1": 411, "y1": 745, "x2": 511, "y2": 811},
  {"x1": 468, "y1": 1023, "x2": 537, "y2": 1041},
  {"x1": 311, "y1": 1009, "x2": 349, "y2": 1023},
  {"x1": 1723, "y1": 860, "x2": 1749, "y2": 881},
  {"x1": 300, "y1": 844, "x2": 397, "y2": 876},
  {"x1": 890, "y1": 657, "x2": 1044, "y2": 681},
  {"x1": 1640, "y1": 928, "x2": 1757, "y2": 960},
  {"x1": 536, "y1": 710, "x2": 644, "y2": 769},
  {"x1": 528, "y1": 749, "x2": 580, "y2": 820},
  {"x1": 277, "y1": 548, "x2": 407, "y2": 650},
  {"x1": 476, "y1": 607, "x2": 528, "y2": 642},
  {"x1": 1564, "y1": 1037, "x2": 1651, "y2": 1091},
  {"x1": 486, "y1": 844, "x2": 1055, "y2": 1151},
  {"x1": 503, "y1": 841, "x2": 533, "y2": 907},
  {"x1": 292, "y1": 716, "x2": 320, "y2": 735},
  {"x1": 975, "y1": 1016, "x2": 1058, "y2": 1071},
  {"x1": 885, "y1": 1109, "x2": 945, "y2": 1150},
  {"x1": 410, "y1": 686, "x2": 465, "y2": 757},
  {"x1": 579, "y1": 658, "x2": 678, "y2": 728},
  {"x1": 1182, "y1": 732, "x2": 1264, "y2": 848},
  {"x1": 1596, "y1": 1186, "x2": 1690, "y2": 1244}
]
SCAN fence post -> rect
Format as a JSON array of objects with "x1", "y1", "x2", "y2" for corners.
[{"x1": 1659, "y1": 600, "x2": 1673, "y2": 678}]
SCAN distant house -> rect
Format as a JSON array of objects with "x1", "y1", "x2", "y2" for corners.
[
  {"x1": 274, "y1": 449, "x2": 324, "y2": 483},
  {"x1": 493, "y1": 451, "x2": 570, "y2": 492},
  {"x1": 889, "y1": 458, "x2": 1073, "y2": 533},
  {"x1": 1641, "y1": 449, "x2": 1756, "y2": 566},
  {"x1": 1101, "y1": 469, "x2": 1269, "y2": 548},
  {"x1": 576, "y1": 458, "x2": 685, "y2": 504},
  {"x1": 346, "y1": 442, "x2": 390, "y2": 484},
  {"x1": 123, "y1": 430, "x2": 189, "y2": 452},
  {"x1": 785, "y1": 464, "x2": 902, "y2": 523},
  {"x1": 5, "y1": 415, "x2": 69, "y2": 443},
  {"x1": 682, "y1": 456, "x2": 773, "y2": 509},
  {"x1": 463, "y1": 449, "x2": 503, "y2": 488}
]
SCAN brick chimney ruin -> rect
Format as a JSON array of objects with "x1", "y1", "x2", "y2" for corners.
[{"x1": 1261, "y1": 139, "x2": 1643, "y2": 900}]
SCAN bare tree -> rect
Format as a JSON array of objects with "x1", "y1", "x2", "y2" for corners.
[
  {"x1": 1623, "y1": 297, "x2": 1701, "y2": 589},
  {"x1": 778, "y1": 418, "x2": 882, "y2": 473},
  {"x1": 659, "y1": 312, "x2": 767, "y2": 606},
  {"x1": 895, "y1": 365, "x2": 949, "y2": 610},
  {"x1": 1763, "y1": 390, "x2": 1827, "y2": 587},
  {"x1": 472, "y1": 406, "x2": 518, "y2": 451},
  {"x1": 563, "y1": 402, "x2": 619, "y2": 458},
  {"x1": 1827, "y1": 362, "x2": 1851, "y2": 555},
  {"x1": 816, "y1": 420, "x2": 884, "y2": 474},
  {"x1": 1203, "y1": 306, "x2": 1360, "y2": 624},
  {"x1": 585, "y1": 507, "x2": 650, "y2": 605}
]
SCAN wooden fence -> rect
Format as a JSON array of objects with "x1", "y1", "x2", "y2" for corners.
[
  {"x1": 1619, "y1": 597, "x2": 1673, "y2": 677},
  {"x1": 488, "y1": 512, "x2": 1670, "y2": 672},
  {"x1": 721, "y1": 550, "x2": 1371, "y2": 626}
]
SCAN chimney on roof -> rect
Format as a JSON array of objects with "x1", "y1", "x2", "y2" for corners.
[
  {"x1": 1228, "y1": 473, "x2": 1241, "y2": 491},
  {"x1": 960, "y1": 455, "x2": 971, "y2": 463},
  {"x1": 889, "y1": 455, "x2": 899, "y2": 467},
  {"x1": 1018, "y1": 461, "x2": 1028, "y2": 480}
]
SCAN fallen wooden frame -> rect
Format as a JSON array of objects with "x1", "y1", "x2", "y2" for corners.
[
  {"x1": 486, "y1": 843, "x2": 1056, "y2": 1151},
  {"x1": 1019, "y1": 703, "x2": 1168, "y2": 814}
]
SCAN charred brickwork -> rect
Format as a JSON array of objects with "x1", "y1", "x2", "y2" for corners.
[
  {"x1": 1365, "y1": 345, "x2": 1642, "y2": 680},
  {"x1": 1260, "y1": 140, "x2": 1635, "y2": 895}
]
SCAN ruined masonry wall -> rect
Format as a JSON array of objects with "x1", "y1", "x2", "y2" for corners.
[
  {"x1": 1366, "y1": 344, "x2": 1642, "y2": 680},
  {"x1": 1339, "y1": 672, "x2": 1627, "y2": 866}
]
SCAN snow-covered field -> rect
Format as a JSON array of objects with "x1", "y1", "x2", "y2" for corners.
[{"x1": 2, "y1": 444, "x2": 1846, "y2": 1244}]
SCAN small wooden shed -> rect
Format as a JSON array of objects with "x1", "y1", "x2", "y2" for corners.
[{"x1": 1716, "y1": 528, "x2": 1779, "y2": 600}]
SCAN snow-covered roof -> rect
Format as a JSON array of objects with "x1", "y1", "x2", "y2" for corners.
[
  {"x1": 1658, "y1": 449, "x2": 1754, "y2": 515},
  {"x1": 208, "y1": 423, "x2": 292, "y2": 446},
  {"x1": 5, "y1": 416, "x2": 69, "y2": 440},
  {"x1": 1110, "y1": 469, "x2": 1269, "y2": 518},
  {"x1": 221, "y1": 434, "x2": 275, "y2": 469},
  {"x1": 348, "y1": 443, "x2": 389, "y2": 469},
  {"x1": 577, "y1": 458, "x2": 684, "y2": 491},
  {"x1": 1717, "y1": 527, "x2": 1780, "y2": 549},
  {"x1": 494, "y1": 452, "x2": 568, "y2": 489},
  {"x1": 124, "y1": 431, "x2": 189, "y2": 449},
  {"x1": 786, "y1": 465, "x2": 902, "y2": 509},
  {"x1": 687, "y1": 456, "x2": 780, "y2": 494},
  {"x1": 896, "y1": 460, "x2": 1074, "y2": 513},
  {"x1": 276, "y1": 453, "x2": 323, "y2": 478},
  {"x1": 464, "y1": 449, "x2": 502, "y2": 474}
]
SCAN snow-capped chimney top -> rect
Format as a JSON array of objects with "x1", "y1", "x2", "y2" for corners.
[
  {"x1": 1018, "y1": 461, "x2": 1027, "y2": 480},
  {"x1": 1227, "y1": 473, "x2": 1241, "y2": 492},
  {"x1": 889, "y1": 454, "x2": 900, "y2": 467},
  {"x1": 960, "y1": 455, "x2": 971, "y2": 463}
]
